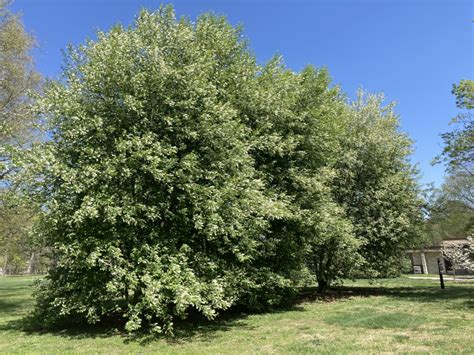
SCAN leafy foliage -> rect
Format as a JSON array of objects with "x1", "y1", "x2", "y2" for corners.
[
  {"x1": 332, "y1": 94, "x2": 424, "y2": 277},
  {"x1": 442, "y1": 237, "x2": 473, "y2": 279},
  {"x1": 435, "y1": 79, "x2": 474, "y2": 175},
  {"x1": 0, "y1": 0, "x2": 40, "y2": 177},
  {"x1": 427, "y1": 80, "x2": 474, "y2": 247},
  {"x1": 0, "y1": 0, "x2": 43, "y2": 275},
  {"x1": 425, "y1": 170, "x2": 473, "y2": 246},
  {"x1": 33, "y1": 8, "x2": 291, "y2": 333},
  {"x1": 29, "y1": 6, "x2": 424, "y2": 332}
]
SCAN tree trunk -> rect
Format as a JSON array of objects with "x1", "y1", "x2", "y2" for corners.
[
  {"x1": 26, "y1": 251, "x2": 36, "y2": 275},
  {"x1": 317, "y1": 279, "x2": 328, "y2": 293},
  {"x1": 2, "y1": 252, "x2": 7, "y2": 276}
]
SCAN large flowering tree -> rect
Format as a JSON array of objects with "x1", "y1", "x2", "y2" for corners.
[
  {"x1": 30, "y1": 6, "x2": 424, "y2": 332},
  {"x1": 33, "y1": 8, "x2": 291, "y2": 333}
]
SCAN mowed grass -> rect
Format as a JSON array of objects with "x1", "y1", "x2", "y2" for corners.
[{"x1": 0, "y1": 276, "x2": 473, "y2": 354}]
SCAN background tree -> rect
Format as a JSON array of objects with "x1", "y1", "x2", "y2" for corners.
[
  {"x1": 426, "y1": 80, "x2": 474, "y2": 247},
  {"x1": 242, "y1": 61, "x2": 421, "y2": 290},
  {"x1": 238, "y1": 60, "x2": 364, "y2": 292},
  {"x1": 0, "y1": 0, "x2": 40, "y2": 175},
  {"x1": 442, "y1": 237, "x2": 473, "y2": 280},
  {"x1": 332, "y1": 93, "x2": 425, "y2": 278},
  {"x1": 424, "y1": 171, "x2": 473, "y2": 245},
  {"x1": 435, "y1": 79, "x2": 473, "y2": 175},
  {"x1": 0, "y1": 0, "x2": 42, "y2": 275}
]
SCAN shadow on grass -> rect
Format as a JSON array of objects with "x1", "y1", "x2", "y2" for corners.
[
  {"x1": 0, "y1": 298, "x2": 306, "y2": 346},
  {"x1": 327, "y1": 285, "x2": 474, "y2": 309},
  {"x1": 0, "y1": 306, "x2": 268, "y2": 345},
  {"x1": 0, "y1": 298, "x2": 30, "y2": 314},
  {"x1": 1, "y1": 282, "x2": 472, "y2": 345}
]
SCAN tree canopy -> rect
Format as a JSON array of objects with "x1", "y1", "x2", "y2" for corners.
[
  {"x1": 0, "y1": 0, "x2": 42, "y2": 275},
  {"x1": 435, "y1": 79, "x2": 474, "y2": 175},
  {"x1": 426, "y1": 79, "x2": 474, "y2": 246},
  {"x1": 0, "y1": 0, "x2": 40, "y2": 170},
  {"x1": 29, "y1": 7, "x2": 424, "y2": 333}
]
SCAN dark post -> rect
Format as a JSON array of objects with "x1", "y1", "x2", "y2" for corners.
[{"x1": 437, "y1": 258, "x2": 445, "y2": 290}]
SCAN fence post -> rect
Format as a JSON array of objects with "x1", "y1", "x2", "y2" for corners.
[{"x1": 437, "y1": 258, "x2": 445, "y2": 290}]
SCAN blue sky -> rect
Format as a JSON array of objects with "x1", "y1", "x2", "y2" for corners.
[{"x1": 12, "y1": 0, "x2": 473, "y2": 188}]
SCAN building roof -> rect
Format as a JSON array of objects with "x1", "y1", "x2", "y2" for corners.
[
  {"x1": 407, "y1": 237, "x2": 470, "y2": 253},
  {"x1": 440, "y1": 238, "x2": 469, "y2": 246}
]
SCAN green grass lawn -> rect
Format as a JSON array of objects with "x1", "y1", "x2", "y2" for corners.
[{"x1": 1, "y1": 276, "x2": 473, "y2": 354}]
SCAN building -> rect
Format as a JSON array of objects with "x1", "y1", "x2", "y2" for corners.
[{"x1": 407, "y1": 238, "x2": 473, "y2": 275}]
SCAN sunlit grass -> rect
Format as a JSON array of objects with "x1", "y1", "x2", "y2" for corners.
[{"x1": 1, "y1": 276, "x2": 473, "y2": 353}]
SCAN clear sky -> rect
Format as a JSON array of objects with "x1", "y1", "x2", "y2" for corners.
[{"x1": 12, "y1": 0, "x2": 473, "y2": 188}]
